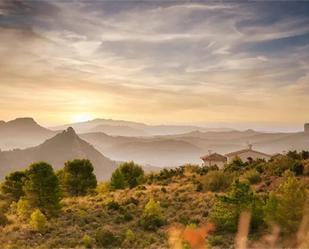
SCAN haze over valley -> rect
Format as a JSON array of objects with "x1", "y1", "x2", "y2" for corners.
[{"x1": 1, "y1": 117, "x2": 308, "y2": 178}]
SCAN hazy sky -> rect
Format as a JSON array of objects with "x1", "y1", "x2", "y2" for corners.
[{"x1": 0, "y1": 1, "x2": 309, "y2": 129}]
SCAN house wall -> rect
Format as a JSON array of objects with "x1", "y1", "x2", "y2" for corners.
[
  {"x1": 227, "y1": 151, "x2": 271, "y2": 164},
  {"x1": 203, "y1": 160, "x2": 226, "y2": 169}
]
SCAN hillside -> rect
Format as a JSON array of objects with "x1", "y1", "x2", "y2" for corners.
[
  {"x1": 2, "y1": 153, "x2": 309, "y2": 249},
  {"x1": 0, "y1": 118, "x2": 57, "y2": 150},
  {"x1": 0, "y1": 128, "x2": 116, "y2": 180}
]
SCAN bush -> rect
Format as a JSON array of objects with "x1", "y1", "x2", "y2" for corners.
[
  {"x1": 209, "y1": 180, "x2": 264, "y2": 233},
  {"x1": 225, "y1": 157, "x2": 247, "y2": 172},
  {"x1": 17, "y1": 198, "x2": 32, "y2": 219},
  {"x1": 267, "y1": 156, "x2": 296, "y2": 176},
  {"x1": 23, "y1": 162, "x2": 60, "y2": 216},
  {"x1": 291, "y1": 161, "x2": 304, "y2": 175},
  {"x1": 243, "y1": 169, "x2": 261, "y2": 184},
  {"x1": 140, "y1": 199, "x2": 165, "y2": 231},
  {"x1": 58, "y1": 159, "x2": 97, "y2": 196},
  {"x1": 1, "y1": 171, "x2": 27, "y2": 202},
  {"x1": 110, "y1": 162, "x2": 144, "y2": 190},
  {"x1": 0, "y1": 210, "x2": 8, "y2": 227},
  {"x1": 106, "y1": 200, "x2": 121, "y2": 211},
  {"x1": 30, "y1": 209, "x2": 47, "y2": 232},
  {"x1": 125, "y1": 229, "x2": 135, "y2": 242},
  {"x1": 95, "y1": 228, "x2": 120, "y2": 247},
  {"x1": 96, "y1": 182, "x2": 110, "y2": 195},
  {"x1": 264, "y1": 176, "x2": 307, "y2": 234},
  {"x1": 208, "y1": 235, "x2": 224, "y2": 246},
  {"x1": 82, "y1": 234, "x2": 92, "y2": 248},
  {"x1": 201, "y1": 171, "x2": 234, "y2": 192}
]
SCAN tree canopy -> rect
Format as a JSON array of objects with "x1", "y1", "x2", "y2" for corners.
[
  {"x1": 58, "y1": 159, "x2": 97, "y2": 196},
  {"x1": 23, "y1": 162, "x2": 60, "y2": 216}
]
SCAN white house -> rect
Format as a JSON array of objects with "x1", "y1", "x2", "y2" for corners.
[
  {"x1": 200, "y1": 152, "x2": 227, "y2": 169},
  {"x1": 225, "y1": 144, "x2": 271, "y2": 163}
]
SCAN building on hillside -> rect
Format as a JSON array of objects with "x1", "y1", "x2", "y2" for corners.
[
  {"x1": 225, "y1": 144, "x2": 271, "y2": 163},
  {"x1": 200, "y1": 152, "x2": 227, "y2": 169}
]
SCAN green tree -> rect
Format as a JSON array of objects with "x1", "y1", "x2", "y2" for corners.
[
  {"x1": 30, "y1": 209, "x2": 47, "y2": 232},
  {"x1": 59, "y1": 159, "x2": 97, "y2": 196},
  {"x1": 110, "y1": 162, "x2": 144, "y2": 190},
  {"x1": 140, "y1": 198, "x2": 165, "y2": 231},
  {"x1": 1, "y1": 171, "x2": 27, "y2": 202},
  {"x1": 23, "y1": 162, "x2": 60, "y2": 217},
  {"x1": 209, "y1": 180, "x2": 264, "y2": 232},
  {"x1": 264, "y1": 176, "x2": 307, "y2": 234},
  {"x1": 110, "y1": 168, "x2": 126, "y2": 190},
  {"x1": 225, "y1": 157, "x2": 247, "y2": 172},
  {"x1": 119, "y1": 161, "x2": 144, "y2": 188}
]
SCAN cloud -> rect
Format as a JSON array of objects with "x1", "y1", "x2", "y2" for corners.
[{"x1": 0, "y1": 1, "x2": 308, "y2": 126}]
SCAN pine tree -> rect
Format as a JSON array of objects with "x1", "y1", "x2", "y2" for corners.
[
  {"x1": 264, "y1": 176, "x2": 307, "y2": 234},
  {"x1": 1, "y1": 171, "x2": 27, "y2": 202},
  {"x1": 110, "y1": 168, "x2": 126, "y2": 190},
  {"x1": 23, "y1": 162, "x2": 60, "y2": 217},
  {"x1": 59, "y1": 159, "x2": 97, "y2": 196}
]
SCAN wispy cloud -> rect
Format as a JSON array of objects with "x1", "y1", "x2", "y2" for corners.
[{"x1": 0, "y1": 1, "x2": 308, "y2": 126}]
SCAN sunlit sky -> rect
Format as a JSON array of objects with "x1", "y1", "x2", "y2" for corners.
[{"x1": 0, "y1": 1, "x2": 309, "y2": 130}]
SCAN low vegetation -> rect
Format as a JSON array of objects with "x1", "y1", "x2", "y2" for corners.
[{"x1": 0, "y1": 151, "x2": 309, "y2": 248}]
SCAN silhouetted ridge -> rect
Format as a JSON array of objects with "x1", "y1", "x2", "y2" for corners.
[{"x1": 0, "y1": 129, "x2": 117, "y2": 180}]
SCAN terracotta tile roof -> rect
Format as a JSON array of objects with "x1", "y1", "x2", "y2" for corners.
[
  {"x1": 201, "y1": 153, "x2": 227, "y2": 162},
  {"x1": 225, "y1": 149, "x2": 271, "y2": 158}
]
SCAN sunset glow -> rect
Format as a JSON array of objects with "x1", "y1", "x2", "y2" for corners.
[{"x1": 0, "y1": 1, "x2": 308, "y2": 129}]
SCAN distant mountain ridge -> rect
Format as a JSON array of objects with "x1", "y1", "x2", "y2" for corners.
[
  {"x1": 52, "y1": 118, "x2": 233, "y2": 136},
  {"x1": 1, "y1": 117, "x2": 309, "y2": 169},
  {"x1": 0, "y1": 117, "x2": 57, "y2": 150},
  {"x1": 0, "y1": 127, "x2": 117, "y2": 180}
]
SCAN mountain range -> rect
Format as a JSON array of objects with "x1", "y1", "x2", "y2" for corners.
[
  {"x1": 0, "y1": 127, "x2": 116, "y2": 180},
  {"x1": 52, "y1": 118, "x2": 233, "y2": 136},
  {"x1": 1, "y1": 117, "x2": 309, "y2": 175},
  {"x1": 0, "y1": 118, "x2": 57, "y2": 150}
]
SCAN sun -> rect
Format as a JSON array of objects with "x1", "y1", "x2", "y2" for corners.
[{"x1": 71, "y1": 113, "x2": 93, "y2": 123}]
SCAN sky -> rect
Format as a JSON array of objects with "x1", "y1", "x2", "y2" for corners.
[{"x1": 0, "y1": 0, "x2": 309, "y2": 130}]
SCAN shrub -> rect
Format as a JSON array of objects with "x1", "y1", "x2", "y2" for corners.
[
  {"x1": 82, "y1": 234, "x2": 92, "y2": 248},
  {"x1": 201, "y1": 171, "x2": 234, "y2": 192},
  {"x1": 1, "y1": 171, "x2": 27, "y2": 202},
  {"x1": 264, "y1": 176, "x2": 307, "y2": 234},
  {"x1": 30, "y1": 209, "x2": 47, "y2": 232},
  {"x1": 17, "y1": 198, "x2": 32, "y2": 219},
  {"x1": 267, "y1": 156, "x2": 295, "y2": 176},
  {"x1": 58, "y1": 159, "x2": 97, "y2": 196},
  {"x1": 96, "y1": 182, "x2": 110, "y2": 195},
  {"x1": 209, "y1": 180, "x2": 264, "y2": 233},
  {"x1": 23, "y1": 162, "x2": 60, "y2": 216},
  {"x1": 95, "y1": 228, "x2": 120, "y2": 247},
  {"x1": 140, "y1": 199, "x2": 165, "y2": 231},
  {"x1": 225, "y1": 157, "x2": 247, "y2": 172},
  {"x1": 243, "y1": 169, "x2": 261, "y2": 184},
  {"x1": 0, "y1": 210, "x2": 8, "y2": 226},
  {"x1": 125, "y1": 229, "x2": 135, "y2": 241},
  {"x1": 208, "y1": 235, "x2": 224, "y2": 246},
  {"x1": 291, "y1": 161, "x2": 304, "y2": 175},
  {"x1": 110, "y1": 162, "x2": 144, "y2": 190},
  {"x1": 106, "y1": 200, "x2": 121, "y2": 211}
]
